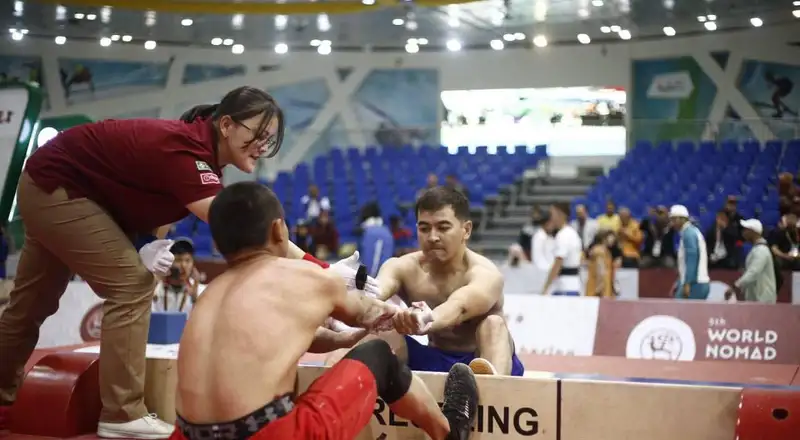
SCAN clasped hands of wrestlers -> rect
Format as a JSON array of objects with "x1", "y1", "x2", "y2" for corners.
[{"x1": 139, "y1": 241, "x2": 433, "y2": 335}]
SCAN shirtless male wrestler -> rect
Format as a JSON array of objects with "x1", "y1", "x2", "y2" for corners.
[
  {"x1": 171, "y1": 182, "x2": 479, "y2": 440},
  {"x1": 331, "y1": 186, "x2": 525, "y2": 376}
]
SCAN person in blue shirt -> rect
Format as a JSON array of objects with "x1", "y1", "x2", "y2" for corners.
[
  {"x1": 670, "y1": 205, "x2": 711, "y2": 299},
  {"x1": 358, "y1": 202, "x2": 395, "y2": 277}
]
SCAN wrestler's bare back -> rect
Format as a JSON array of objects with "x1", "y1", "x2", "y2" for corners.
[
  {"x1": 175, "y1": 257, "x2": 341, "y2": 423},
  {"x1": 394, "y1": 249, "x2": 503, "y2": 352}
]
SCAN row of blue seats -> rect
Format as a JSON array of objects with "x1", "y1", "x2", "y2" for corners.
[{"x1": 576, "y1": 138, "x2": 799, "y2": 231}]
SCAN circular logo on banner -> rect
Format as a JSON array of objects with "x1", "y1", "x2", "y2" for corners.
[
  {"x1": 80, "y1": 303, "x2": 104, "y2": 342},
  {"x1": 626, "y1": 315, "x2": 696, "y2": 361}
]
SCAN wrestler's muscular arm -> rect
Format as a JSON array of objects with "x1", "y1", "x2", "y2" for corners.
[
  {"x1": 375, "y1": 257, "x2": 409, "y2": 301},
  {"x1": 427, "y1": 266, "x2": 504, "y2": 333},
  {"x1": 321, "y1": 271, "x2": 397, "y2": 329},
  {"x1": 308, "y1": 326, "x2": 368, "y2": 353}
]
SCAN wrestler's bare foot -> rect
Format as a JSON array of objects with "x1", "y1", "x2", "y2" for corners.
[
  {"x1": 442, "y1": 363, "x2": 478, "y2": 440},
  {"x1": 97, "y1": 414, "x2": 174, "y2": 439},
  {"x1": 469, "y1": 358, "x2": 498, "y2": 375}
]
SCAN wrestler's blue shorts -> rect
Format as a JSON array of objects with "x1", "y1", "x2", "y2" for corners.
[{"x1": 404, "y1": 336, "x2": 526, "y2": 376}]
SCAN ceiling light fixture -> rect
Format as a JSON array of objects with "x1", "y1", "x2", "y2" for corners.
[
  {"x1": 317, "y1": 13, "x2": 331, "y2": 32},
  {"x1": 490, "y1": 39, "x2": 504, "y2": 50},
  {"x1": 310, "y1": 39, "x2": 321, "y2": 46},
  {"x1": 704, "y1": 21, "x2": 717, "y2": 31},
  {"x1": 211, "y1": 37, "x2": 222, "y2": 45},
  {"x1": 223, "y1": 38, "x2": 234, "y2": 46},
  {"x1": 145, "y1": 10, "x2": 156, "y2": 27},
  {"x1": 794, "y1": 10, "x2": 800, "y2": 18},
  {"x1": 707, "y1": 14, "x2": 717, "y2": 21},
  {"x1": 663, "y1": 26, "x2": 676, "y2": 36},
  {"x1": 591, "y1": 0, "x2": 603, "y2": 6},
  {"x1": 56, "y1": 5, "x2": 66, "y2": 21},
  {"x1": 317, "y1": 43, "x2": 331, "y2": 55},
  {"x1": 121, "y1": 35, "x2": 132, "y2": 42},
  {"x1": 750, "y1": 17, "x2": 763, "y2": 27},
  {"x1": 74, "y1": 12, "x2": 85, "y2": 19},
  {"x1": 600, "y1": 26, "x2": 611, "y2": 33},
  {"x1": 231, "y1": 43, "x2": 245, "y2": 54},
  {"x1": 111, "y1": 34, "x2": 120, "y2": 41},
  {"x1": 231, "y1": 14, "x2": 244, "y2": 30},
  {"x1": 514, "y1": 32, "x2": 525, "y2": 40},
  {"x1": 405, "y1": 42, "x2": 419, "y2": 54},
  {"x1": 697, "y1": 16, "x2": 706, "y2": 22},
  {"x1": 274, "y1": 43, "x2": 288, "y2": 54},
  {"x1": 100, "y1": 37, "x2": 112, "y2": 47},
  {"x1": 392, "y1": 18, "x2": 404, "y2": 26},
  {"x1": 55, "y1": 36, "x2": 67, "y2": 45},
  {"x1": 86, "y1": 13, "x2": 96, "y2": 20},
  {"x1": 503, "y1": 33, "x2": 514, "y2": 41},
  {"x1": 532, "y1": 35, "x2": 547, "y2": 47},
  {"x1": 13, "y1": 1, "x2": 23, "y2": 17},
  {"x1": 275, "y1": 15, "x2": 288, "y2": 30},
  {"x1": 577, "y1": 33, "x2": 591, "y2": 44},
  {"x1": 446, "y1": 39, "x2": 462, "y2": 51},
  {"x1": 362, "y1": 0, "x2": 375, "y2": 4},
  {"x1": 417, "y1": 37, "x2": 428, "y2": 45},
  {"x1": 610, "y1": 25, "x2": 621, "y2": 32},
  {"x1": 578, "y1": 9, "x2": 589, "y2": 18},
  {"x1": 144, "y1": 40, "x2": 157, "y2": 50},
  {"x1": 181, "y1": 18, "x2": 193, "y2": 26},
  {"x1": 618, "y1": 29, "x2": 631, "y2": 40},
  {"x1": 794, "y1": 0, "x2": 800, "y2": 5},
  {"x1": 100, "y1": 6, "x2": 111, "y2": 24}
]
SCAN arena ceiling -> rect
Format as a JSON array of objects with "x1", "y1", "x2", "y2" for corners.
[{"x1": 5, "y1": 0, "x2": 800, "y2": 53}]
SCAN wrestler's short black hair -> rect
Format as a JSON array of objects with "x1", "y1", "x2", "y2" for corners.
[
  {"x1": 415, "y1": 186, "x2": 470, "y2": 222},
  {"x1": 208, "y1": 182, "x2": 284, "y2": 259}
]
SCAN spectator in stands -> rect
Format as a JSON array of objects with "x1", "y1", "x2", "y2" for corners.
[
  {"x1": 723, "y1": 195, "x2": 743, "y2": 239},
  {"x1": 585, "y1": 230, "x2": 622, "y2": 298},
  {"x1": 639, "y1": 206, "x2": 676, "y2": 268},
  {"x1": 570, "y1": 204, "x2": 598, "y2": 251},
  {"x1": 670, "y1": 205, "x2": 710, "y2": 300},
  {"x1": 152, "y1": 239, "x2": 202, "y2": 313},
  {"x1": 300, "y1": 184, "x2": 330, "y2": 222},
  {"x1": 768, "y1": 211, "x2": 800, "y2": 271},
  {"x1": 705, "y1": 210, "x2": 740, "y2": 270},
  {"x1": 596, "y1": 200, "x2": 620, "y2": 232},
  {"x1": 616, "y1": 207, "x2": 643, "y2": 268},
  {"x1": 778, "y1": 172, "x2": 799, "y2": 215},
  {"x1": 416, "y1": 173, "x2": 438, "y2": 199},
  {"x1": 293, "y1": 219, "x2": 312, "y2": 253},
  {"x1": 444, "y1": 174, "x2": 469, "y2": 199},
  {"x1": 389, "y1": 215, "x2": 415, "y2": 256},
  {"x1": 726, "y1": 219, "x2": 777, "y2": 304},
  {"x1": 531, "y1": 211, "x2": 556, "y2": 271},
  {"x1": 308, "y1": 210, "x2": 339, "y2": 259},
  {"x1": 541, "y1": 203, "x2": 582, "y2": 296},
  {"x1": 518, "y1": 205, "x2": 545, "y2": 260}
]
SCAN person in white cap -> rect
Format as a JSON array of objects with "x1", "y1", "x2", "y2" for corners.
[
  {"x1": 669, "y1": 205, "x2": 710, "y2": 299},
  {"x1": 725, "y1": 219, "x2": 778, "y2": 303}
]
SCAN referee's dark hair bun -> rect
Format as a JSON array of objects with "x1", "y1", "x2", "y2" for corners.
[{"x1": 179, "y1": 104, "x2": 219, "y2": 122}]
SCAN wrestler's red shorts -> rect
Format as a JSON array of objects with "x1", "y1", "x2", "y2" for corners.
[{"x1": 168, "y1": 359, "x2": 378, "y2": 440}]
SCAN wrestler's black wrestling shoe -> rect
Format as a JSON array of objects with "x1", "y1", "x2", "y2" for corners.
[{"x1": 441, "y1": 363, "x2": 478, "y2": 440}]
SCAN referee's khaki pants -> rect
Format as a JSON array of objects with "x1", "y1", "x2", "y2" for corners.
[{"x1": 0, "y1": 172, "x2": 156, "y2": 423}]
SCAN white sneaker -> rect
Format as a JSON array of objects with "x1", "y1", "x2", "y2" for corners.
[
  {"x1": 97, "y1": 414, "x2": 174, "y2": 439},
  {"x1": 468, "y1": 358, "x2": 498, "y2": 375}
]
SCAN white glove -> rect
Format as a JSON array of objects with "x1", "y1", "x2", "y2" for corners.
[
  {"x1": 139, "y1": 239, "x2": 174, "y2": 277},
  {"x1": 409, "y1": 301, "x2": 434, "y2": 334},
  {"x1": 329, "y1": 251, "x2": 381, "y2": 297}
]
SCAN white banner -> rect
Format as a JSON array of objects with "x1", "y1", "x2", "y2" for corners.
[
  {"x1": 0, "y1": 87, "x2": 31, "y2": 195},
  {"x1": 504, "y1": 295, "x2": 600, "y2": 356},
  {"x1": 500, "y1": 261, "x2": 639, "y2": 299},
  {"x1": 38, "y1": 282, "x2": 102, "y2": 348}
]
